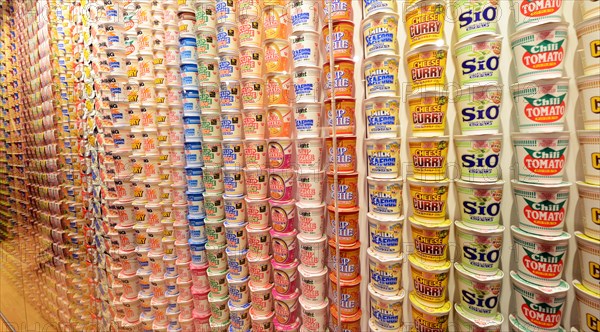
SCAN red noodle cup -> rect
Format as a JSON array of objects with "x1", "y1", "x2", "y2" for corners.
[
  {"x1": 273, "y1": 289, "x2": 301, "y2": 326},
  {"x1": 115, "y1": 177, "x2": 135, "y2": 203},
  {"x1": 115, "y1": 224, "x2": 136, "y2": 251},
  {"x1": 296, "y1": 170, "x2": 324, "y2": 204},
  {"x1": 245, "y1": 197, "x2": 270, "y2": 228},
  {"x1": 269, "y1": 170, "x2": 296, "y2": 202},
  {"x1": 241, "y1": 79, "x2": 265, "y2": 108},
  {"x1": 167, "y1": 146, "x2": 186, "y2": 167},
  {"x1": 244, "y1": 167, "x2": 269, "y2": 199},
  {"x1": 242, "y1": 109, "x2": 267, "y2": 139},
  {"x1": 249, "y1": 254, "x2": 273, "y2": 286},
  {"x1": 322, "y1": 0, "x2": 353, "y2": 21},
  {"x1": 239, "y1": 15, "x2": 263, "y2": 47},
  {"x1": 273, "y1": 259, "x2": 299, "y2": 295},
  {"x1": 295, "y1": 138, "x2": 324, "y2": 171},
  {"x1": 271, "y1": 229, "x2": 298, "y2": 264},
  {"x1": 329, "y1": 273, "x2": 361, "y2": 316},
  {"x1": 322, "y1": 21, "x2": 354, "y2": 61},
  {"x1": 222, "y1": 140, "x2": 245, "y2": 168},
  {"x1": 247, "y1": 226, "x2": 272, "y2": 259},
  {"x1": 202, "y1": 166, "x2": 224, "y2": 194},
  {"x1": 223, "y1": 168, "x2": 246, "y2": 196},
  {"x1": 326, "y1": 136, "x2": 357, "y2": 173},
  {"x1": 290, "y1": 32, "x2": 320, "y2": 67},
  {"x1": 122, "y1": 296, "x2": 142, "y2": 324},
  {"x1": 265, "y1": 40, "x2": 291, "y2": 75},
  {"x1": 269, "y1": 199, "x2": 296, "y2": 232},
  {"x1": 327, "y1": 240, "x2": 360, "y2": 280},
  {"x1": 327, "y1": 206, "x2": 360, "y2": 245},
  {"x1": 249, "y1": 282, "x2": 274, "y2": 315},
  {"x1": 323, "y1": 60, "x2": 355, "y2": 99},
  {"x1": 325, "y1": 98, "x2": 356, "y2": 136},
  {"x1": 240, "y1": 47, "x2": 264, "y2": 79},
  {"x1": 298, "y1": 234, "x2": 327, "y2": 272},
  {"x1": 327, "y1": 173, "x2": 359, "y2": 209},
  {"x1": 191, "y1": 263, "x2": 209, "y2": 289}
]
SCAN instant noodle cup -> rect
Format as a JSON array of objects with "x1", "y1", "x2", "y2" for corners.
[
  {"x1": 220, "y1": 83, "x2": 242, "y2": 112},
  {"x1": 223, "y1": 168, "x2": 246, "y2": 196},
  {"x1": 322, "y1": 21, "x2": 354, "y2": 60},
  {"x1": 512, "y1": 180, "x2": 570, "y2": 237},
  {"x1": 270, "y1": 199, "x2": 296, "y2": 233},
  {"x1": 325, "y1": 98, "x2": 356, "y2": 136},
  {"x1": 244, "y1": 168, "x2": 269, "y2": 199},
  {"x1": 273, "y1": 289, "x2": 300, "y2": 325},
  {"x1": 208, "y1": 292, "x2": 230, "y2": 324},
  {"x1": 408, "y1": 178, "x2": 450, "y2": 222},
  {"x1": 408, "y1": 137, "x2": 449, "y2": 180},
  {"x1": 577, "y1": 74, "x2": 600, "y2": 130},
  {"x1": 271, "y1": 228, "x2": 298, "y2": 264},
  {"x1": 367, "y1": 177, "x2": 403, "y2": 216},
  {"x1": 409, "y1": 292, "x2": 451, "y2": 332},
  {"x1": 455, "y1": 263, "x2": 503, "y2": 318},
  {"x1": 229, "y1": 300, "x2": 251, "y2": 331},
  {"x1": 406, "y1": 44, "x2": 448, "y2": 92},
  {"x1": 364, "y1": 55, "x2": 400, "y2": 98},
  {"x1": 405, "y1": 0, "x2": 446, "y2": 49},
  {"x1": 273, "y1": 259, "x2": 299, "y2": 295},
  {"x1": 512, "y1": 131, "x2": 569, "y2": 184},
  {"x1": 578, "y1": 130, "x2": 600, "y2": 185},
  {"x1": 245, "y1": 197, "x2": 270, "y2": 229},
  {"x1": 297, "y1": 203, "x2": 326, "y2": 239},
  {"x1": 327, "y1": 173, "x2": 359, "y2": 209},
  {"x1": 366, "y1": 138, "x2": 401, "y2": 178},
  {"x1": 326, "y1": 136, "x2": 357, "y2": 173},
  {"x1": 249, "y1": 255, "x2": 273, "y2": 286},
  {"x1": 510, "y1": 23, "x2": 569, "y2": 83},
  {"x1": 511, "y1": 226, "x2": 570, "y2": 287},
  {"x1": 202, "y1": 166, "x2": 224, "y2": 194},
  {"x1": 368, "y1": 284, "x2": 405, "y2": 330},
  {"x1": 574, "y1": 280, "x2": 600, "y2": 332},
  {"x1": 322, "y1": 0, "x2": 353, "y2": 21},
  {"x1": 409, "y1": 217, "x2": 451, "y2": 264},
  {"x1": 451, "y1": 0, "x2": 500, "y2": 42},
  {"x1": 240, "y1": 47, "x2": 263, "y2": 79},
  {"x1": 293, "y1": 67, "x2": 321, "y2": 103},
  {"x1": 576, "y1": 182, "x2": 600, "y2": 239},
  {"x1": 330, "y1": 307, "x2": 362, "y2": 332},
  {"x1": 296, "y1": 171, "x2": 324, "y2": 204},
  {"x1": 249, "y1": 281, "x2": 274, "y2": 315},
  {"x1": 511, "y1": 0, "x2": 564, "y2": 32},
  {"x1": 206, "y1": 243, "x2": 228, "y2": 271},
  {"x1": 294, "y1": 103, "x2": 322, "y2": 138},
  {"x1": 227, "y1": 274, "x2": 250, "y2": 306},
  {"x1": 226, "y1": 248, "x2": 249, "y2": 280},
  {"x1": 250, "y1": 309, "x2": 276, "y2": 332},
  {"x1": 408, "y1": 90, "x2": 448, "y2": 137},
  {"x1": 298, "y1": 265, "x2": 328, "y2": 305},
  {"x1": 409, "y1": 254, "x2": 451, "y2": 307},
  {"x1": 455, "y1": 305, "x2": 503, "y2": 332},
  {"x1": 367, "y1": 213, "x2": 403, "y2": 256},
  {"x1": 362, "y1": 13, "x2": 399, "y2": 58},
  {"x1": 247, "y1": 226, "x2": 271, "y2": 259},
  {"x1": 455, "y1": 35, "x2": 502, "y2": 87},
  {"x1": 300, "y1": 297, "x2": 329, "y2": 332},
  {"x1": 575, "y1": 232, "x2": 600, "y2": 293},
  {"x1": 243, "y1": 140, "x2": 268, "y2": 168},
  {"x1": 456, "y1": 180, "x2": 504, "y2": 229},
  {"x1": 289, "y1": 0, "x2": 319, "y2": 32},
  {"x1": 328, "y1": 240, "x2": 360, "y2": 280},
  {"x1": 455, "y1": 84, "x2": 502, "y2": 135},
  {"x1": 267, "y1": 106, "x2": 293, "y2": 138},
  {"x1": 222, "y1": 140, "x2": 244, "y2": 168},
  {"x1": 367, "y1": 247, "x2": 403, "y2": 295},
  {"x1": 268, "y1": 139, "x2": 293, "y2": 169},
  {"x1": 291, "y1": 32, "x2": 320, "y2": 67},
  {"x1": 216, "y1": 24, "x2": 239, "y2": 54},
  {"x1": 363, "y1": 0, "x2": 398, "y2": 17},
  {"x1": 328, "y1": 206, "x2": 360, "y2": 245},
  {"x1": 242, "y1": 109, "x2": 267, "y2": 139},
  {"x1": 364, "y1": 97, "x2": 401, "y2": 138},
  {"x1": 264, "y1": 40, "x2": 291, "y2": 74},
  {"x1": 241, "y1": 79, "x2": 266, "y2": 109},
  {"x1": 269, "y1": 169, "x2": 295, "y2": 202},
  {"x1": 510, "y1": 271, "x2": 569, "y2": 332},
  {"x1": 580, "y1": 0, "x2": 600, "y2": 20},
  {"x1": 239, "y1": 15, "x2": 263, "y2": 48},
  {"x1": 263, "y1": 5, "x2": 290, "y2": 40},
  {"x1": 329, "y1": 273, "x2": 361, "y2": 316},
  {"x1": 298, "y1": 234, "x2": 327, "y2": 272},
  {"x1": 454, "y1": 134, "x2": 502, "y2": 182},
  {"x1": 576, "y1": 18, "x2": 600, "y2": 75},
  {"x1": 198, "y1": 84, "x2": 221, "y2": 113},
  {"x1": 324, "y1": 60, "x2": 355, "y2": 99},
  {"x1": 201, "y1": 115, "x2": 222, "y2": 142},
  {"x1": 511, "y1": 78, "x2": 569, "y2": 133}
]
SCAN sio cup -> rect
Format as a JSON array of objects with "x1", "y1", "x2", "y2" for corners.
[
  {"x1": 454, "y1": 134, "x2": 502, "y2": 182},
  {"x1": 365, "y1": 138, "x2": 401, "y2": 178},
  {"x1": 577, "y1": 130, "x2": 600, "y2": 185},
  {"x1": 246, "y1": 197, "x2": 271, "y2": 229},
  {"x1": 510, "y1": 22, "x2": 569, "y2": 83},
  {"x1": 295, "y1": 137, "x2": 324, "y2": 171},
  {"x1": 456, "y1": 180, "x2": 504, "y2": 229},
  {"x1": 576, "y1": 74, "x2": 600, "y2": 130},
  {"x1": 201, "y1": 115, "x2": 222, "y2": 142},
  {"x1": 451, "y1": 0, "x2": 500, "y2": 42},
  {"x1": 298, "y1": 266, "x2": 328, "y2": 305},
  {"x1": 512, "y1": 180, "x2": 570, "y2": 237},
  {"x1": 454, "y1": 84, "x2": 502, "y2": 135},
  {"x1": 454, "y1": 35, "x2": 503, "y2": 87},
  {"x1": 576, "y1": 181, "x2": 600, "y2": 240},
  {"x1": 512, "y1": 131, "x2": 569, "y2": 184},
  {"x1": 511, "y1": 78, "x2": 569, "y2": 133},
  {"x1": 367, "y1": 247, "x2": 403, "y2": 296},
  {"x1": 454, "y1": 263, "x2": 504, "y2": 318}
]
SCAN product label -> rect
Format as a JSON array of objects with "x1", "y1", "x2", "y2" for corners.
[
  {"x1": 522, "y1": 39, "x2": 565, "y2": 70},
  {"x1": 522, "y1": 248, "x2": 564, "y2": 279},
  {"x1": 523, "y1": 94, "x2": 566, "y2": 123},
  {"x1": 520, "y1": 0, "x2": 562, "y2": 17},
  {"x1": 521, "y1": 297, "x2": 563, "y2": 329},
  {"x1": 523, "y1": 197, "x2": 566, "y2": 228},
  {"x1": 524, "y1": 147, "x2": 566, "y2": 175}
]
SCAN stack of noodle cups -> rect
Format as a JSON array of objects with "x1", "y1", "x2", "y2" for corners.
[
  {"x1": 319, "y1": 1, "x2": 362, "y2": 331},
  {"x1": 360, "y1": 1, "x2": 405, "y2": 332},
  {"x1": 403, "y1": 0, "x2": 452, "y2": 330},
  {"x1": 507, "y1": 1, "x2": 574, "y2": 331},
  {"x1": 287, "y1": 1, "x2": 331, "y2": 332},
  {"x1": 574, "y1": 2, "x2": 600, "y2": 331},
  {"x1": 449, "y1": 0, "x2": 505, "y2": 331}
]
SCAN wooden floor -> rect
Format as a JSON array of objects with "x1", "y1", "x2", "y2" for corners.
[{"x1": 0, "y1": 272, "x2": 55, "y2": 332}]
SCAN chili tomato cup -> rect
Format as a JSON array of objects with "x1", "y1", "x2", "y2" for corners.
[
  {"x1": 512, "y1": 180, "x2": 570, "y2": 237},
  {"x1": 510, "y1": 0, "x2": 565, "y2": 32},
  {"x1": 511, "y1": 78, "x2": 569, "y2": 133},
  {"x1": 512, "y1": 131, "x2": 569, "y2": 184}
]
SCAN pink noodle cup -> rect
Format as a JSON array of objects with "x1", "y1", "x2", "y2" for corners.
[
  {"x1": 249, "y1": 281, "x2": 275, "y2": 315},
  {"x1": 244, "y1": 167, "x2": 269, "y2": 199},
  {"x1": 271, "y1": 228, "x2": 298, "y2": 264},
  {"x1": 270, "y1": 199, "x2": 297, "y2": 233},
  {"x1": 268, "y1": 139, "x2": 294, "y2": 169},
  {"x1": 269, "y1": 169, "x2": 296, "y2": 202},
  {"x1": 245, "y1": 197, "x2": 270, "y2": 229},
  {"x1": 250, "y1": 308, "x2": 275, "y2": 332},
  {"x1": 248, "y1": 254, "x2": 273, "y2": 287},
  {"x1": 247, "y1": 226, "x2": 272, "y2": 259},
  {"x1": 273, "y1": 259, "x2": 300, "y2": 295},
  {"x1": 273, "y1": 288, "x2": 301, "y2": 325}
]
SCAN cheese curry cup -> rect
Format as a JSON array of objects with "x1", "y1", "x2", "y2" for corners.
[
  {"x1": 409, "y1": 291, "x2": 451, "y2": 331},
  {"x1": 406, "y1": 44, "x2": 448, "y2": 92},
  {"x1": 409, "y1": 216, "x2": 451, "y2": 264},
  {"x1": 405, "y1": 0, "x2": 446, "y2": 49},
  {"x1": 408, "y1": 136, "x2": 449, "y2": 180},
  {"x1": 408, "y1": 177, "x2": 450, "y2": 222},
  {"x1": 408, "y1": 90, "x2": 448, "y2": 137},
  {"x1": 409, "y1": 254, "x2": 451, "y2": 307}
]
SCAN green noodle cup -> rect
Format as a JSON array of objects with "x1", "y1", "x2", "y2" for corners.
[
  {"x1": 454, "y1": 303, "x2": 503, "y2": 332},
  {"x1": 454, "y1": 134, "x2": 502, "y2": 182},
  {"x1": 455, "y1": 220, "x2": 504, "y2": 275},
  {"x1": 450, "y1": 0, "x2": 500, "y2": 43},
  {"x1": 454, "y1": 84, "x2": 502, "y2": 135},
  {"x1": 456, "y1": 180, "x2": 504, "y2": 229},
  {"x1": 454, "y1": 35, "x2": 503, "y2": 87},
  {"x1": 454, "y1": 262, "x2": 503, "y2": 318}
]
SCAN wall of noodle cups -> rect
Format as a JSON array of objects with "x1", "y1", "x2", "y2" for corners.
[{"x1": 0, "y1": 0, "x2": 599, "y2": 331}]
